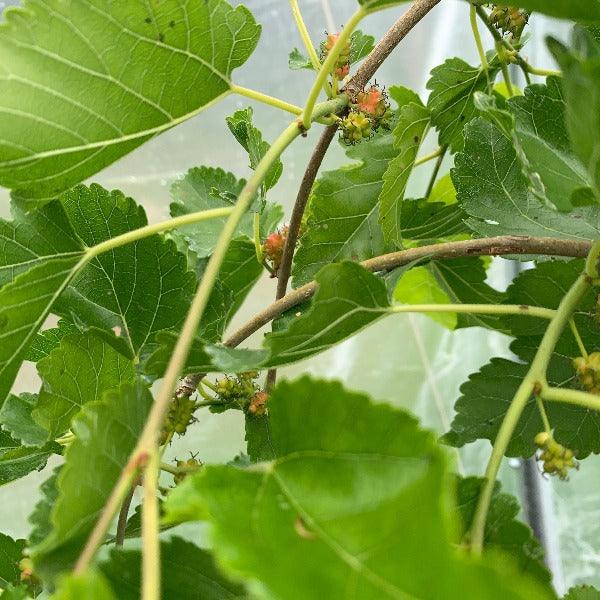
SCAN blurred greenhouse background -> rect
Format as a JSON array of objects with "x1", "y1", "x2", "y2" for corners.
[{"x1": 0, "y1": 0, "x2": 597, "y2": 594}]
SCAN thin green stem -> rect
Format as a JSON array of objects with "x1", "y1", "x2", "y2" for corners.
[
  {"x1": 142, "y1": 451, "x2": 160, "y2": 600},
  {"x1": 525, "y1": 65, "x2": 561, "y2": 77},
  {"x1": 469, "y1": 262, "x2": 596, "y2": 554},
  {"x1": 425, "y1": 146, "x2": 447, "y2": 198},
  {"x1": 289, "y1": 0, "x2": 321, "y2": 71},
  {"x1": 253, "y1": 212, "x2": 263, "y2": 263},
  {"x1": 302, "y1": 9, "x2": 365, "y2": 128},
  {"x1": 73, "y1": 97, "x2": 347, "y2": 582},
  {"x1": 470, "y1": 4, "x2": 488, "y2": 70},
  {"x1": 231, "y1": 85, "x2": 303, "y2": 115},
  {"x1": 414, "y1": 147, "x2": 444, "y2": 167},
  {"x1": 570, "y1": 318, "x2": 589, "y2": 359},
  {"x1": 389, "y1": 303, "x2": 556, "y2": 320},
  {"x1": 543, "y1": 386, "x2": 600, "y2": 412},
  {"x1": 470, "y1": 376, "x2": 535, "y2": 554},
  {"x1": 496, "y1": 42, "x2": 515, "y2": 98},
  {"x1": 86, "y1": 207, "x2": 232, "y2": 259},
  {"x1": 73, "y1": 453, "x2": 147, "y2": 573},
  {"x1": 160, "y1": 462, "x2": 201, "y2": 476},
  {"x1": 535, "y1": 395, "x2": 552, "y2": 434}
]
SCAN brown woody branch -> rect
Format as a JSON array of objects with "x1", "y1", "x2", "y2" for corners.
[
  {"x1": 175, "y1": 235, "x2": 590, "y2": 397},
  {"x1": 264, "y1": 0, "x2": 444, "y2": 390},
  {"x1": 226, "y1": 236, "x2": 591, "y2": 346}
]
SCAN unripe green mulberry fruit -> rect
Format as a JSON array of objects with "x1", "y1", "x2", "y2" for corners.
[
  {"x1": 534, "y1": 431, "x2": 577, "y2": 480},
  {"x1": 340, "y1": 111, "x2": 372, "y2": 144},
  {"x1": 160, "y1": 396, "x2": 197, "y2": 443},
  {"x1": 573, "y1": 352, "x2": 600, "y2": 395},
  {"x1": 489, "y1": 5, "x2": 528, "y2": 38}
]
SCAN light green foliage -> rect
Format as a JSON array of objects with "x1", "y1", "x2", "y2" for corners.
[
  {"x1": 99, "y1": 537, "x2": 246, "y2": 600},
  {"x1": 34, "y1": 333, "x2": 136, "y2": 438},
  {"x1": 427, "y1": 58, "x2": 500, "y2": 152},
  {"x1": 164, "y1": 377, "x2": 552, "y2": 600},
  {"x1": 446, "y1": 260, "x2": 600, "y2": 457},
  {"x1": 454, "y1": 118, "x2": 600, "y2": 240},
  {"x1": 32, "y1": 382, "x2": 152, "y2": 582},
  {"x1": 379, "y1": 101, "x2": 431, "y2": 245},
  {"x1": 51, "y1": 570, "x2": 117, "y2": 600},
  {"x1": 509, "y1": 77, "x2": 591, "y2": 210},
  {"x1": 0, "y1": 0, "x2": 261, "y2": 202}
]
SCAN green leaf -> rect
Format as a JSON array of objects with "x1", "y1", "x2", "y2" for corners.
[
  {"x1": 99, "y1": 537, "x2": 246, "y2": 600},
  {"x1": 29, "y1": 467, "x2": 60, "y2": 547},
  {"x1": 32, "y1": 382, "x2": 152, "y2": 582},
  {"x1": 379, "y1": 101, "x2": 431, "y2": 246},
  {"x1": 51, "y1": 570, "x2": 116, "y2": 600},
  {"x1": 58, "y1": 184, "x2": 196, "y2": 360},
  {"x1": 0, "y1": 532, "x2": 25, "y2": 589},
  {"x1": 549, "y1": 34, "x2": 600, "y2": 199},
  {"x1": 398, "y1": 199, "x2": 466, "y2": 242},
  {"x1": 0, "y1": 0, "x2": 261, "y2": 202},
  {"x1": 394, "y1": 258, "x2": 507, "y2": 332},
  {"x1": 0, "y1": 430, "x2": 59, "y2": 486},
  {"x1": 226, "y1": 107, "x2": 282, "y2": 194},
  {"x1": 170, "y1": 166, "x2": 281, "y2": 259},
  {"x1": 564, "y1": 586, "x2": 600, "y2": 599},
  {"x1": 1, "y1": 585, "x2": 30, "y2": 600},
  {"x1": 0, "y1": 256, "x2": 84, "y2": 406},
  {"x1": 245, "y1": 413, "x2": 275, "y2": 463},
  {"x1": 288, "y1": 48, "x2": 313, "y2": 71},
  {"x1": 503, "y1": 1, "x2": 600, "y2": 22},
  {"x1": 164, "y1": 376, "x2": 552, "y2": 600},
  {"x1": 455, "y1": 477, "x2": 551, "y2": 588},
  {"x1": 428, "y1": 173, "x2": 457, "y2": 205},
  {"x1": 394, "y1": 266, "x2": 457, "y2": 329},
  {"x1": 293, "y1": 122, "x2": 398, "y2": 286},
  {"x1": 427, "y1": 58, "x2": 500, "y2": 152},
  {"x1": 454, "y1": 118, "x2": 600, "y2": 240},
  {"x1": 445, "y1": 260, "x2": 600, "y2": 457},
  {"x1": 348, "y1": 30, "x2": 376, "y2": 65},
  {"x1": 0, "y1": 201, "x2": 82, "y2": 287},
  {"x1": 34, "y1": 332, "x2": 136, "y2": 439},
  {"x1": 265, "y1": 262, "x2": 389, "y2": 367},
  {"x1": 0, "y1": 392, "x2": 46, "y2": 447},
  {"x1": 508, "y1": 77, "x2": 591, "y2": 210},
  {"x1": 26, "y1": 321, "x2": 79, "y2": 363}
]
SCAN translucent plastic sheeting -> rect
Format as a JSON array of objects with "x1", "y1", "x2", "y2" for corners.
[{"x1": 0, "y1": 0, "x2": 594, "y2": 593}]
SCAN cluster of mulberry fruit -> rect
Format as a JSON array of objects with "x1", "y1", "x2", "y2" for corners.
[
  {"x1": 534, "y1": 432, "x2": 577, "y2": 480},
  {"x1": 488, "y1": 5, "x2": 529, "y2": 39}
]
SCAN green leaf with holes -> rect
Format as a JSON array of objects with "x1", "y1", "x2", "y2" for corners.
[
  {"x1": 163, "y1": 376, "x2": 553, "y2": 600},
  {"x1": 31, "y1": 381, "x2": 152, "y2": 583},
  {"x1": 0, "y1": 0, "x2": 261, "y2": 202}
]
